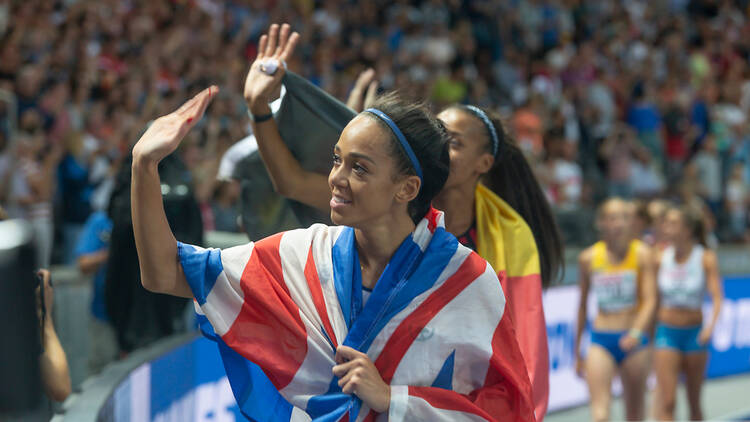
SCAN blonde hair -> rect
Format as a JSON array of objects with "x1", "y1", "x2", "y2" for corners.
[{"x1": 596, "y1": 197, "x2": 628, "y2": 221}]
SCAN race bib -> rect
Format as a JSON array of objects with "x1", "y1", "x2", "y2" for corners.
[
  {"x1": 659, "y1": 267, "x2": 704, "y2": 309},
  {"x1": 592, "y1": 271, "x2": 637, "y2": 312}
]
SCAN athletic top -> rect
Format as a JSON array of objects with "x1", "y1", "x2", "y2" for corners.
[
  {"x1": 456, "y1": 220, "x2": 477, "y2": 251},
  {"x1": 658, "y1": 245, "x2": 706, "y2": 310},
  {"x1": 590, "y1": 240, "x2": 642, "y2": 313}
]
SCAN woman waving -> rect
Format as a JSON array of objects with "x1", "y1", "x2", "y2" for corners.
[
  {"x1": 130, "y1": 24, "x2": 534, "y2": 421},
  {"x1": 242, "y1": 25, "x2": 562, "y2": 420}
]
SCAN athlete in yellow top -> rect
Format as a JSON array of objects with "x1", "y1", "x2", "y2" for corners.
[{"x1": 575, "y1": 198, "x2": 658, "y2": 422}]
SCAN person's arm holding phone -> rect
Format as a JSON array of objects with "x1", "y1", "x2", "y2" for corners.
[{"x1": 36, "y1": 269, "x2": 71, "y2": 402}]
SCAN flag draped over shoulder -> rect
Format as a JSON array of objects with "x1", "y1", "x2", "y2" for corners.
[
  {"x1": 179, "y1": 209, "x2": 535, "y2": 421},
  {"x1": 474, "y1": 183, "x2": 549, "y2": 420}
]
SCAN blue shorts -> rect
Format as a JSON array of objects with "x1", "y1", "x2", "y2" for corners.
[
  {"x1": 654, "y1": 323, "x2": 708, "y2": 353},
  {"x1": 590, "y1": 330, "x2": 649, "y2": 365}
]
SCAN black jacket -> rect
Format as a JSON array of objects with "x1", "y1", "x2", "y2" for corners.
[{"x1": 105, "y1": 153, "x2": 202, "y2": 353}]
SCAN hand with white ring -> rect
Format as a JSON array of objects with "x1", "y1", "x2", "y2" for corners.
[
  {"x1": 259, "y1": 59, "x2": 286, "y2": 76},
  {"x1": 244, "y1": 23, "x2": 299, "y2": 114}
]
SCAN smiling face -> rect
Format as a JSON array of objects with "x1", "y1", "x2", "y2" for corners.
[
  {"x1": 436, "y1": 108, "x2": 495, "y2": 192},
  {"x1": 328, "y1": 114, "x2": 419, "y2": 228}
]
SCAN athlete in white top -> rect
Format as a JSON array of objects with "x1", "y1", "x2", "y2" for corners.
[
  {"x1": 658, "y1": 244, "x2": 706, "y2": 310},
  {"x1": 653, "y1": 206, "x2": 722, "y2": 421}
]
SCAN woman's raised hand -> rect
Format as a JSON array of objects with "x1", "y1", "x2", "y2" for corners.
[
  {"x1": 346, "y1": 68, "x2": 379, "y2": 112},
  {"x1": 243, "y1": 23, "x2": 299, "y2": 114},
  {"x1": 132, "y1": 86, "x2": 218, "y2": 164}
]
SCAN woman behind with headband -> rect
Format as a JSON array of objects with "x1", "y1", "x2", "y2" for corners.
[
  {"x1": 130, "y1": 24, "x2": 534, "y2": 421},
  {"x1": 433, "y1": 104, "x2": 561, "y2": 420}
]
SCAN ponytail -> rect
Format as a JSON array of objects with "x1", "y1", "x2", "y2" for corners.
[{"x1": 452, "y1": 105, "x2": 564, "y2": 287}]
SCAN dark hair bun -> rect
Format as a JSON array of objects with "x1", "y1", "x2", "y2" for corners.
[{"x1": 367, "y1": 92, "x2": 450, "y2": 224}]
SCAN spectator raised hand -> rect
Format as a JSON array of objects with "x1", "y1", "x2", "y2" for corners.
[{"x1": 346, "y1": 68, "x2": 379, "y2": 112}]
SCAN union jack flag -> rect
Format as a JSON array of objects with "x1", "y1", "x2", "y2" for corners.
[{"x1": 178, "y1": 208, "x2": 534, "y2": 421}]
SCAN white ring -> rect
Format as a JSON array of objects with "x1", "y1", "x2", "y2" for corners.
[{"x1": 260, "y1": 59, "x2": 279, "y2": 75}]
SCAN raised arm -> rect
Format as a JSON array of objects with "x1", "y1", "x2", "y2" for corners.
[
  {"x1": 346, "y1": 68, "x2": 379, "y2": 113},
  {"x1": 131, "y1": 86, "x2": 217, "y2": 297},
  {"x1": 243, "y1": 23, "x2": 331, "y2": 212},
  {"x1": 26, "y1": 142, "x2": 63, "y2": 201}
]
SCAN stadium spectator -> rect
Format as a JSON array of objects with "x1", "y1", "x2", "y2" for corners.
[
  {"x1": 208, "y1": 180, "x2": 241, "y2": 233},
  {"x1": 694, "y1": 135, "x2": 723, "y2": 217},
  {"x1": 6, "y1": 113, "x2": 61, "y2": 268},
  {"x1": 74, "y1": 210, "x2": 118, "y2": 374},
  {"x1": 5, "y1": 268, "x2": 73, "y2": 422},
  {"x1": 726, "y1": 162, "x2": 748, "y2": 240},
  {"x1": 2, "y1": 0, "x2": 750, "y2": 250},
  {"x1": 542, "y1": 127, "x2": 583, "y2": 211},
  {"x1": 600, "y1": 125, "x2": 647, "y2": 199}
]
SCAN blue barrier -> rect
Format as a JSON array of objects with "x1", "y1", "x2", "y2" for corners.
[
  {"x1": 66, "y1": 276, "x2": 750, "y2": 420},
  {"x1": 706, "y1": 276, "x2": 750, "y2": 378},
  {"x1": 97, "y1": 336, "x2": 243, "y2": 421},
  {"x1": 544, "y1": 276, "x2": 750, "y2": 412},
  {"x1": 150, "y1": 338, "x2": 243, "y2": 420}
]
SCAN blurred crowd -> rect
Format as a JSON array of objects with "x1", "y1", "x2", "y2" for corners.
[{"x1": 2, "y1": 0, "x2": 750, "y2": 271}]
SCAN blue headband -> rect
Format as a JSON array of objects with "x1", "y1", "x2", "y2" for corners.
[
  {"x1": 364, "y1": 108, "x2": 424, "y2": 182},
  {"x1": 463, "y1": 105, "x2": 499, "y2": 157}
]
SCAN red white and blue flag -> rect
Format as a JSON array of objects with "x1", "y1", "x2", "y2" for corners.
[{"x1": 178, "y1": 208, "x2": 535, "y2": 421}]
